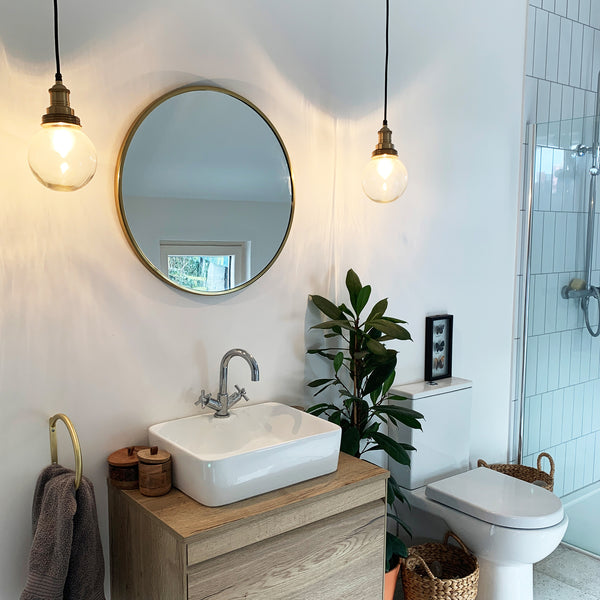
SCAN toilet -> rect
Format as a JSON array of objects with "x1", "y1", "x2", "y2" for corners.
[{"x1": 388, "y1": 378, "x2": 568, "y2": 600}]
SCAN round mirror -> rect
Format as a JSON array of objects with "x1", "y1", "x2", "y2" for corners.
[{"x1": 116, "y1": 86, "x2": 294, "y2": 295}]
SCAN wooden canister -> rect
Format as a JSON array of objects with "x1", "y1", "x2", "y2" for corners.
[
  {"x1": 137, "y1": 446, "x2": 172, "y2": 497},
  {"x1": 107, "y1": 445, "x2": 149, "y2": 489}
]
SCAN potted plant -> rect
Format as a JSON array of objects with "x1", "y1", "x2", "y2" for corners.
[{"x1": 306, "y1": 269, "x2": 424, "y2": 595}]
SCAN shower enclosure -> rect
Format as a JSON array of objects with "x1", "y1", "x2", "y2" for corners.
[{"x1": 519, "y1": 97, "x2": 600, "y2": 557}]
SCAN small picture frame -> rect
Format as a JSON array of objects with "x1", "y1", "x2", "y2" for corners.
[{"x1": 425, "y1": 314, "x2": 453, "y2": 382}]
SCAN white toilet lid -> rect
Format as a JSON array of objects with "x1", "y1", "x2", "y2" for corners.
[{"x1": 425, "y1": 467, "x2": 564, "y2": 529}]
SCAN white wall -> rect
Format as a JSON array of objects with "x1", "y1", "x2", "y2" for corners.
[{"x1": 0, "y1": 1, "x2": 527, "y2": 597}]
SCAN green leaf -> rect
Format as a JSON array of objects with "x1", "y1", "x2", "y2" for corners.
[
  {"x1": 339, "y1": 303, "x2": 355, "y2": 318},
  {"x1": 333, "y1": 351, "x2": 344, "y2": 373},
  {"x1": 367, "y1": 319, "x2": 412, "y2": 340},
  {"x1": 310, "y1": 319, "x2": 353, "y2": 331},
  {"x1": 373, "y1": 406, "x2": 424, "y2": 430},
  {"x1": 386, "y1": 532, "x2": 408, "y2": 570},
  {"x1": 366, "y1": 338, "x2": 387, "y2": 356},
  {"x1": 370, "y1": 432, "x2": 412, "y2": 465},
  {"x1": 363, "y1": 360, "x2": 397, "y2": 395},
  {"x1": 307, "y1": 378, "x2": 335, "y2": 388},
  {"x1": 379, "y1": 403, "x2": 425, "y2": 420},
  {"x1": 365, "y1": 298, "x2": 388, "y2": 323},
  {"x1": 310, "y1": 295, "x2": 342, "y2": 320},
  {"x1": 382, "y1": 370, "x2": 395, "y2": 397},
  {"x1": 381, "y1": 316, "x2": 408, "y2": 324},
  {"x1": 324, "y1": 332, "x2": 340, "y2": 338},
  {"x1": 355, "y1": 285, "x2": 371, "y2": 316},
  {"x1": 345, "y1": 269, "x2": 362, "y2": 310},
  {"x1": 340, "y1": 427, "x2": 361, "y2": 457}
]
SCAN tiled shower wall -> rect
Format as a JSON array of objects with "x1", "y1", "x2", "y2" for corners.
[{"x1": 514, "y1": 0, "x2": 600, "y2": 498}]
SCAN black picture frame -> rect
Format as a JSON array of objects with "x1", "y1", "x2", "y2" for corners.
[{"x1": 424, "y1": 314, "x2": 453, "y2": 382}]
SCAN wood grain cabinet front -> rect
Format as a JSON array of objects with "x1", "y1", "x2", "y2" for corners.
[{"x1": 109, "y1": 452, "x2": 389, "y2": 600}]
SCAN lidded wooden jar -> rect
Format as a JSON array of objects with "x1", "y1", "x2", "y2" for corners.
[
  {"x1": 137, "y1": 446, "x2": 172, "y2": 497},
  {"x1": 107, "y1": 446, "x2": 149, "y2": 489}
]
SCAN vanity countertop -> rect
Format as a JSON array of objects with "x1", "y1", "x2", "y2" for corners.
[{"x1": 115, "y1": 451, "x2": 388, "y2": 540}]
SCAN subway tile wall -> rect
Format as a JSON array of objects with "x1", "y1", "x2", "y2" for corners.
[{"x1": 514, "y1": 0, "x2": 600, "y2": 498}]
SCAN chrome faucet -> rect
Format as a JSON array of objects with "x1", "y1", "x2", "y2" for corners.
[{"x1": 196, "y1": 349, "x2": 260, "y2": 418}]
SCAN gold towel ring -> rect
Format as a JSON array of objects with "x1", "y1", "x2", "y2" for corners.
[{"x1": 49, "y1": 413, "x2": 83, "y2": 490}]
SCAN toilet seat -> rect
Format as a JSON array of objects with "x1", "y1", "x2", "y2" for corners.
[{"x1": 425, "y1": 467, "x2": 564, "y2": 529}]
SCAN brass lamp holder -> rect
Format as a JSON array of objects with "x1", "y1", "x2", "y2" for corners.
[
  {"x1": 371, "y1": 123, "x2": 398, "y2": 157},
  {"x1": 41, "y1": 79, "x2": 81, "y2": 126}
]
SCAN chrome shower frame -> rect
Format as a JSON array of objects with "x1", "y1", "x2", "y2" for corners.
[{"x1": 517, "y1": 123, "x2": 536, "y2": 465}]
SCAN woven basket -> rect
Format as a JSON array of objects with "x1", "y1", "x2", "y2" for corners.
[
  {"x1": 401, "y1": 531, "x2": 479, "y2": 600},
  {"x1": 477, "y1": 452, "x2": 554, "y2": 492}
]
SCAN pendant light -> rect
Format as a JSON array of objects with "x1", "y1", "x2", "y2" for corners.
[
  {"x1": 362, "y1": 0, "x2": 407, "y2": 204},
  {"x1": 28, "y1": 0, "x2": 97, "y2": 192}
]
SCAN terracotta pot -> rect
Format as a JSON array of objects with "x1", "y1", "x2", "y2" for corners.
[{"x1": 384, "y1": 562, "x2": 400, "y2": 600}]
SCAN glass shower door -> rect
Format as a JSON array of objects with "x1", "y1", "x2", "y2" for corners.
[{"x1": 521, "y1": 116, "x2": 600, "y2": 557}]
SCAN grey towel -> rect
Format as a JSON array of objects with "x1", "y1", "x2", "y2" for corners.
[{"x1": 21, "y1": 465, "x2": 106, "y2": 600}]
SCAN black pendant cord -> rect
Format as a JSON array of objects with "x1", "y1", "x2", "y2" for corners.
[
  {"x1": 383, "y1": 0, "x2": 389, "y2": 126},
  {"x1": 53, "y1": 0, "x2": 62, "y2": 81}
]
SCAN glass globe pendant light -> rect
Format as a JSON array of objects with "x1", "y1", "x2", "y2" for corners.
[
  {"x1": 28, "y1": 0, "x2": 97, "y2": 192},
  {"x1": 362, "y1": 0, "x2": 407, "y2": 204}
]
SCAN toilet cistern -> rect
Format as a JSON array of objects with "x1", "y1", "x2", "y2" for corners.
[{"x1": 196, "y1": 349, "x2": 260, "y2": 418}]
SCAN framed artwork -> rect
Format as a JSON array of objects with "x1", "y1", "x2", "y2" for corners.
[{"x1": 424, "y1": 314, "x2": 453, "y2": 382}]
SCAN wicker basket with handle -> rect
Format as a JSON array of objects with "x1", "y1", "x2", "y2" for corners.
[
  {"x1": 477, "y1": 452, "x2": 554, "y2": 492},
  {"x1": 401, "y1": 531, "x2": 479, "y2": 600}
]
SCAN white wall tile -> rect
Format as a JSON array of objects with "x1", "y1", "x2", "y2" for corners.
[
  {"x1": 580, "y1": 0, "x2": 592, "y2": 24},
  {"x1": 572, "y1": 378, "x2": 585, "y2": 434},
  {"x1": 560, "y1": 330, "x2": 573, "y2": 386},
  {"x1": 564, "y1": 439, "x2": 577, "y2": 494},
  {"x1": 593, "y1": 31, "x2": 600, "y2": 90},
  {"x1": 537, "y1": 335, "x2": 552, "y2": 391},
  {"x1": 555, "y1": 0, "x2": 568, "y2": 16},
  {"x1": 552, "y1": 442, "x2": 566, "y2": 495},
  {"x1": 527, "y1": 9, "x2": 537, "y2": 77},
  {"x1": 542, "y1": 212, "x2": 557, "y2": 273},
  {"x1": 570, "y1": 22, "x2": 584, "y2": 87},
  {"x1": 530, "y1": 213, "x2": 544, "y2": 274},
  {"x1": 531, "y1": 0, "x2": 543, "y2": 7},
  {"x1": 540, "y1": 391, "x2": 554, "y2": 448},
  {"x1": 582, "y1": 380, "x2": 594, "y2": 433},
  {"x1": 528, "y1": 392, "x2": 543, "y2": 452},
  {"x1": 554, "y1": 213, "x2": 568, "y2": 271},
  {"x1": 544, "y1": 0, "x2": 557, "y2": 11},
  {"x1": 591, "y1": 1, "x2": 600, "y2": 28},
  {"x1": 581, "y1": 26, "x2": 595, "y2": 90},
  {"x1": 533, "y1": 276, "x2": 549, "y2": 334},
  {"x1": 562, "y1": 385, "x2": 575, "y2": 441},
  {"x1": 551, "y1": 389, "x2": 564, "y2": 444},
  {"x1": 547, "y1": 14, "x2": 562, "y2": 81},
  {"x1": 524, "y1": 77, "x2": 538, "y2": 125},
  {"x1": 573, "y1": 436, "x2": 586, "y2": 488},
  {"x1": 535, "y1": 9, "x2": 551, "y2": 79},
  {"x1": 545, "y1": 275, "x2": 560, "y2": 333},
  {"x1": 558, "y1": 18, "x2": 573, "y2": 84},
  {"x1": 526, "y1": 336, "x2": 540, "y2": 395},
  {"x1": 564, "y1": 212, "x2": 579, "y2": 270},
  {"x1": 568, "y1": 0, "x2": 581, "y2": 20},
  {"x1": 594, "y1": 431, "x2": 600, "y2": 481},
  {"x1": 583, "y1": 433, "x2": 595, "y2": 484}
]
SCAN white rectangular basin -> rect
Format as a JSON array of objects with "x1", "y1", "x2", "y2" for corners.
[{"x1": 148, "y1": 402, "x2": 341, "y2": 506}]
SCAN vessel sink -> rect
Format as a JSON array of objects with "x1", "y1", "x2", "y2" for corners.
[{"x1": 148, "y1": 402, "x2": 341, "y2": 506}]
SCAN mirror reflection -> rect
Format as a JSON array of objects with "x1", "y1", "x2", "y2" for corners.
[{"x1": 117, "y1": 86, "x2": 294, "y2": 294}]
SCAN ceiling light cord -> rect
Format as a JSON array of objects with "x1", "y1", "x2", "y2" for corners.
[
  {"x1": 53, "y1": 0, "x2": 62, "y2": 81},
  {"x1": 383, "y1": 0, "x2": 389, "y2": 126}
]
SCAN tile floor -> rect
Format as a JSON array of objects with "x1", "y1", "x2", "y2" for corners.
[
  {"x1": 393, "y1": 544, "x2": 600, "y2": 599},
  {"x1": 534, "y1": 545, "x2": 600, "y2": 600}
]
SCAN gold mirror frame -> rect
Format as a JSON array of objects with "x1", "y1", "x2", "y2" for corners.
[{"x1": 115, "y1": 85, "x2": 294, "y2": 295}]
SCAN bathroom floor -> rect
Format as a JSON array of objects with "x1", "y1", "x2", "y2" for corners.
[
  {"x1": 393, "y1": 544, "x2": 600, "y2": 599},
  {"x1": 534, "y1": 545, "x2": 600, "y2": 600}
]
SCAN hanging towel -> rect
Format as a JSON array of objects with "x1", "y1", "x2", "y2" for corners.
[{"x1": 21, "y1": 465, "x2": 105, "y2": 600}]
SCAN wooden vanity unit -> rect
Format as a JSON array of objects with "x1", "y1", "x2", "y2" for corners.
[{"x1": 108, "y1": 452, "x2": 389, "y2": 600}]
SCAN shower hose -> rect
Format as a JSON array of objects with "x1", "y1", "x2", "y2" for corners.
[{"x1": 582, "y1": 287, "x2": 600, "y2": 337}]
